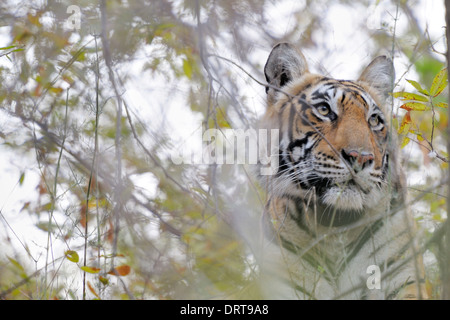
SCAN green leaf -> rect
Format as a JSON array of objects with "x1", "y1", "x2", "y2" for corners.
[
  {"x1": 49, "y1": 87, "x2": 64, "y2": 95},
  {"x1": 432, "y1": 214, "x2": 445, "y2": 223},
  {"x1": 399, "y1": 102, "x2": 429, "y2": 111},
  {"x1": 436, "y1": 102, "x2": 448, "y2": 109},
  {"x1": 80, "y1": 266, "x2": 101, "y2": 274},
  {"x1": 36, "y1": 221, "x2": 57, "y2": 232},
  {"x1": 406, "y1": 79, "x2": 429, "y2": 96},
  {"x1": 7, "y1": 256, "x2": 27, "y2": 279},
  {"x1": 391, "y1": 91, "x2": 429, "y2": 102},
  {"x1": 0, "y1": 45, "x2": 16, "y2": 50},
  {"x1": 65, "y1": 250, "x2": 79, "y2": 263},
  {"x1": 19, "y1": 172, "x2": 25, "y2": 186},
  {"x1": 7, "y1": 257, "x2": 25, "y2": 273},
  {"x1": 430, "y1": 68, "x2": 448, "y2": 97},
  {"x1": 38, "y1": 202, "x2": 53, "y2": 212},
  {"x1": 99, "y1": 276, "x2": 109, "y2": 285}
]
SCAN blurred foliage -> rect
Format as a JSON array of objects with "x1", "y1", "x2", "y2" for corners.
[{"x1": 0, "y1": 0, "x2": 447, "y2": 300}]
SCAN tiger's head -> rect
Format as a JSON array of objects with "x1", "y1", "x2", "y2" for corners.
[{"x1": 260, "y1": 43, "x2": 405, "y2": 227}]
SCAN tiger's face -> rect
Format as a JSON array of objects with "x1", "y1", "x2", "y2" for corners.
[{"x1": 262, "y1": 43, "x2": 401, "y2": 226}]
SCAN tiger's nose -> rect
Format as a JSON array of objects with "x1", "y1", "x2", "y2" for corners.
[{"x1": 341, "y1": 149, "x2": 374, "y2": 172}]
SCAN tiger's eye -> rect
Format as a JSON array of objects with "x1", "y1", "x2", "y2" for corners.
[
  {"x1": 317, "y1": 104, "x2": 330, "y2": 116},
  {"x1": 369, "y1": 114, "x2": 380, "y2": 127}
]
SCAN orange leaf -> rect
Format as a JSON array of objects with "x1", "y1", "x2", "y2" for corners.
[
  {"x1": 34, "y1": 84, "x2": 42, "y2": 97},
  {"x1": 79, "y1": 203, "x2": 87, "y2": 228},
  {"x1": 105, "y1": 219, "x2": 114, "y2": 244},
  {"x1": 108, "y1": 265, "x2": 131, "y2": 276},
  {"x1": 37, "y1": 181, "x2": 47, "y2": 195},
  {"x1": 398, "y1": 111, "x2": 412, "y2": 135},
  {"x1": 87, "y1": 281, "x2": 100, "y2": 299}
]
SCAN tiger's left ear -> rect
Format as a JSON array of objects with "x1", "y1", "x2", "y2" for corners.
[
  {"x1": 358, "y1": 56, "x2": 395, "y2": 102},
  {"x1": 264, "y1": 43, "x2": 309, "y2": 104}
]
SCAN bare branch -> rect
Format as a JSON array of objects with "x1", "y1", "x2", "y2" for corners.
[{"x1": 442, "y1": 0, "x2": 450, "y2": 300}]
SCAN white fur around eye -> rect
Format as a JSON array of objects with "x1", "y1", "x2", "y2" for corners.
[{"x1": 291, "y1": 146, "x2": 303, "y2": 162}]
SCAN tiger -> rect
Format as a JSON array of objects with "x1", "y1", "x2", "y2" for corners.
[{"x1": 255, "y1": 43, "x2": 428, "y2": 300}]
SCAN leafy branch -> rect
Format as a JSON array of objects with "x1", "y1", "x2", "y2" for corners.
[
  {"x1": 393, "y1": 67, "x2": 449, "y2": 163},
  {"x1": 0, "y1": 45, "x2": 24, "y2": 60}
]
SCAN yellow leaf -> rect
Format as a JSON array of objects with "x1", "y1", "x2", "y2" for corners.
[
  {"x1": 392, "y1": 91, "x2": 428, "y2": 102},
  {"x1": 406, "y1": 79, "x2": 429, "y2": 96},
  {"x1": 65, "y1": 250, "x2": 79, "y2": 263},
  {"x1": 183, "y1": 58, "x2": 192, "y2": 79},
  {"x1": 430, "y1": 68, "x2": 448, "y2": 97},
  {"x1": 400, "y1": 136, "x2": 410, "y2": 148},
  {"x1": 216, "y1": 108, "x2": 231, "y2": 129},
  {"x1": 399, "y1": 102, "x2": 429, "y2": 111},
  {"x1": 416, "y1": 133, "x2": 424, "y2": 142},
  {"x1": 81, "y1": 266, "x2": 101, "y2": 274}
]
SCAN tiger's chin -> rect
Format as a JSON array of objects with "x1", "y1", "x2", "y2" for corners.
[
  {"x1": 321, "y1": 185, "x2": 365, "y2": 211},
  {"x1": 314, "y1": 184, "x2": 383, "y2": 227}
]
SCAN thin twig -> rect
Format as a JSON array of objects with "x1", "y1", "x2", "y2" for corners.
[
  {"x1": 443, "y1": 0, "x2": 450, "y2": 300},
  {"x1": 99, "y1": 1, "x2": 129, "y2": 298},
  {"x1": 82, "y1": 34, "x2": 102, "y2": 300}
]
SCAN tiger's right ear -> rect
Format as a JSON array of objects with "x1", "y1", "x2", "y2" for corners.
[
  {"x1": 264, "y1": 43, "x2": 309, "y2": 101},
  {"x1": 358, "y1": 55, "x2": 395, "y2": 103}
]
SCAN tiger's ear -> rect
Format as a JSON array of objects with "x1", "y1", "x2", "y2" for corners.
[
  {"x1": 358, "y1": 56, "x2": 395, "y2": 102},
  {"x1": 264, "y1": 43, "x2": 309, "y2": 101}
]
